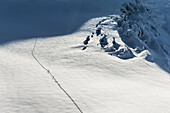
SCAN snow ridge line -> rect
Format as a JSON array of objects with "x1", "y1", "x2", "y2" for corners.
[{"x1": 31, "y1": 38, "x2": 83, "y2": 113}]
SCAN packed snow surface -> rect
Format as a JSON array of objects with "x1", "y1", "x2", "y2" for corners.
[
  {"x1": 0, "y1": 0, "x2": 170, "y2": 113},
  {"x1": 0, "y1": 18, "x2": 170, "y2": 113}
]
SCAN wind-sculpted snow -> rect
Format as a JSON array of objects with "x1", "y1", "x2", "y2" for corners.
[
  {"x1": 83, "y1": 0, "x2": 170, "y2": 72},
  {"x1": 1, "y1": 0, "x2": 170, "y2": 113}
]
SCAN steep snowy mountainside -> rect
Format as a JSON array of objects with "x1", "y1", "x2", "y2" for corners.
[
  {"x1": 145, "y1": 0, "x2": 170, "y2": 34},
  {"x1": 1, "y1": 21, "x2": 170, "y2": 113},
  {"x1": 82, "y1": 0, "x2": 170, "y2": 73},
  {"x1": 0, "y1": 0, "x2": 169, "y2": 44},
  {"x1": 0, "y1": 0, "x2": 170, "y2": 113}
]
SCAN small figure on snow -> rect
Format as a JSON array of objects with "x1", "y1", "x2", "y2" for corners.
[
  {"x1": 100, "y1": 35, "x2": 108, "y2": 48},
  {"x1": 84, "y1": 36, "x2": 90, "y2": 45},
  {"x1": 96, "y1": 28, "x2": 101, "y2": 36},
  {"x1": 112, "y1": 37, "x2": 116, "y2": 45}
]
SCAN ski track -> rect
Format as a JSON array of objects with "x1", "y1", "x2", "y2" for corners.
[
  {"x1": 0, "y1": 0, "x2": 170, "y2": 112},
  {"x1": 0, "y1": 28, "x2": 170, "y2": 113},
  {"x1": 31, "y1": 38, "x2": 83, "y2": 113}
]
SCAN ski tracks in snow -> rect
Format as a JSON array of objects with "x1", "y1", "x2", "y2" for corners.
[{"x1": 31, "y1": 38, "x2": 83, "y2": 113}]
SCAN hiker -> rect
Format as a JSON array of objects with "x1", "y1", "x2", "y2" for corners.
[
  {"x1": 100, "y1": 35, "x2": 108, "y2": 48},
  {"x1": 96, "y1": 28, "x2": 101, "y2": 36},
  {"x1": 112, "y1": 37, "x2": 116, "y2": 45},
  {"x1": 84, "y1": 36, "x2": 90, "y2": 45}
]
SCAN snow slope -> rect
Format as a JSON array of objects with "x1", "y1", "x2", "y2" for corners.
[
  {"x1": 1, "y1": 16, "x2": 170, "y2": 113},
  {"x1": 145, "y1": 0, "x2": 170, "y2": 34},
  {"x1": 0, "y1": 0, "x2": 170, "y2": 113},
  {"x1": 82, "y1": 0, "x2": 170, "y2": 72}
]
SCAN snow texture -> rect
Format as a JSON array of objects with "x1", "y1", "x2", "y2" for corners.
[
  {"x1": 0, "y1": 0, "x2": 170, "y2": 113},
  {"x1": 83, "y1": 0, "x2": 170, "y2": 73}
]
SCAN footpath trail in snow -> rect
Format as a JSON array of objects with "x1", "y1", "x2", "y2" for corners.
[
  {"x1": 0, "y1": 0, "x2": 170, "y2": 113},
  {"x1": 31, "y1": 38, "x2": 83, "y2": 113},
  {"x1": 0, "y1": 19, "x2": 170, "y2": 113}
]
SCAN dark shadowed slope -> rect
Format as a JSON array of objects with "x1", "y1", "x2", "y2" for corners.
[{"x1": 0, "y1": 0, "x2": 131, "y2": 44}]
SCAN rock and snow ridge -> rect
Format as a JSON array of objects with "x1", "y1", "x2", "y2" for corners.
[
  {"x1": 83, "y1": 0, "x2": 170, "y2": 73},
  {"x1": 0, "y1": 0, "x2": 170, "y2": 113}
]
